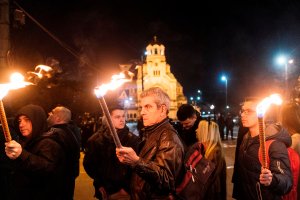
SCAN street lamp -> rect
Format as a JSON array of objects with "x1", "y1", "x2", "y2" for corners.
[
  {"x1": 221, "y1": 75, "x2": 228, "y2": 108},
  {"x1": 276, "y1": 55, "x2": 294, "y2": 98}
]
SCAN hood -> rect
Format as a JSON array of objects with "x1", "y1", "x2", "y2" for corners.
[
  {"x1": 266, "y1": 123, "x2": 292, "y2": 147},
  {"x1": 14, "y1": 104, "x2": 48, "y2": 142}
]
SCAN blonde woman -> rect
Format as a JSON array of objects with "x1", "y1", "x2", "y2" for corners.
[{"x1": 196, "y1": 120, "x2": 227, "y2": 200}]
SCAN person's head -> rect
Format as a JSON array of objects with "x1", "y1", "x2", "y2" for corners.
[
  {"x1": 281, "y1": 102, "x2": 300, "y2": 135},
  {"x1": 196, "y1": 120, "x2": 222, "y2": 158},
  {"x1": 240, "y1": 98, "x2": 259, "y2": 129},
  {"x1": 15, "y1": 104, "x2": 47, "y2": 140},
  {"x1": 47, "y1": 106, "x2": 72, "y2": 127},
  {"x1": 177, "y1": 104, "x2": 197, "y2": 130},
  {"x1": 108, "y1": 102, "x2": 126, "y2": 130},
  {"x1": 140, "y1": 87, "x2": 170, "y2": 126}
]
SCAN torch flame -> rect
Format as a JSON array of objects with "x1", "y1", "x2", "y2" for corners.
[
  {"x1": 256, "y1": 94, "x2": 282, "y2": 117},
  {"x1": 0, "y1": 73, "x2": 33, "y2": 100},
  {"x1": 94, "y1": 72, "x2": 134, "y2": 98}
]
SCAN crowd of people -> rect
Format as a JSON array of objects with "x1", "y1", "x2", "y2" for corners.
[{"x1": 0, "y1": 86, "x2": 299, "y2": 200}]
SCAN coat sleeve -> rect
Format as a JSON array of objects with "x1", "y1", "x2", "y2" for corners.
[
  {"x1": 268, "y1": 141, "x2": 293, "y2": 195},
  {"x1": 134, "y1": 132, "x2": 184, "y2": 191},
  {"x1": 83, "y1": 136, "x2": 99, "y2": 179},
  {"x1": 18, "y1": 138, "x2": 64, "y2": 176}
]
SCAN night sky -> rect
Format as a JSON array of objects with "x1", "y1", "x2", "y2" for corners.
[{"x1": 9, "y1": 0, "x2": 300, "y2": 111}]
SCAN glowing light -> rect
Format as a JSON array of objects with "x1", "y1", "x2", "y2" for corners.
[
  {"x1": 256, "y1": 94, "x2": 282, "y2": 117},
  {"x1": 0, "y1": 85, "x2": 9, "y2": 100},
  {"x1": 94, "y1": 72, "x2": 134, "y2": 98}
]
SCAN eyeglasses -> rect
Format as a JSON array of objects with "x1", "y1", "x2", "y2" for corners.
[{"x1": 240, "y1": 109, "x2": 256, "y2": 115}]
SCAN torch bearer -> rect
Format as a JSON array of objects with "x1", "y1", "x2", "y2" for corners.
[
  {"x1": 256, "y1": 94, "x2": 282, "y2": 169},
  {"x1": 0, "y1": 73, "x2": 32, "y2": 142},
  {"x1": 94, "y1": 72, "x2": 134, "y2": 148}
]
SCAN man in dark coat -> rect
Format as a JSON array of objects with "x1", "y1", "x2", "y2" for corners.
[
  {"x1": 83, "y1": 102, "x2": 140, "y2": 200},
  {"x1": 5, "y1": 104, "x2": 66, "y2": 200},
  {"x1": 116, "y1": 87, "x2": 184, "y2": 200},
  {"x1": 234, "y1": 99, "x2": 293, "y2": 200},
  {"x1": 0, "y1": 118, "x2": 18, "y2": 200},
  {"x1": 47, "y1": 106, "x2": 81, "y2": 200},
  {"x1": 176, "y1": 104, "x2": 202, "y2": 150}
]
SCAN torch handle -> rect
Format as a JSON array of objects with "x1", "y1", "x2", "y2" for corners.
[
  {"x1": 258, "y1": 117, "x2": 267, "y2": 168},
  {"x1": 98, "y1": 97, "x2": 122, "y2": 148},
  {"x1": 0, "y1": 100, "x2": 11, "y2": 142}
]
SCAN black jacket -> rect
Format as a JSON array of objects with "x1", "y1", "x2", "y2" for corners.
[
  {"x1": 11, "y1": 104, "x2": 66, "y2": 200},
  {"x1": 176, "y1": 112, "x2": 202, "y2": 151},
  {"x1": 131, "y1": 118, "x2": 184, "y2": 200},
  {"x1": 237, "y1": 124, "x2": 293, "y2": 200},
  {"x1": 48, "y1": 122, "x2": 81, "y2": 200},
  {"x1": 83, "y1": 125, "x2": 140, "y2": 198}
]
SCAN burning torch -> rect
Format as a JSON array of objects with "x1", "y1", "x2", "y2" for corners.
[
  {"x1": 94, "y1": 71, "x2": 134, "y2": 148},
  {"x1": 256, "y1": 94, "x2": 282, "y2": 168},
  {"x1": 0, "y1": 73, "x2": 32, "y2": 142}
]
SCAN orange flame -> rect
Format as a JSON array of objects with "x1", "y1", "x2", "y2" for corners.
[
  {"x1": 0, "y1": 72, "x2": 33, "y2": 100},
  {"x1": 94, "y1": 72, "x2": 134, "y2": 98},
  {"x1": 256, "y1": 94, "x2": 282, "y2": 117}
]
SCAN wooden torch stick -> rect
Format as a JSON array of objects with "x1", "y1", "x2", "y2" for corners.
[
  {"x1": 258, "y1": 116, "x2": 267, "y2": 168},
  {"x1": 0, "y1": 100, "x2": 11, "y2": 142}
]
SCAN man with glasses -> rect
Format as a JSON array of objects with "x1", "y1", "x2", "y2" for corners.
[
  {"x1": 232, "y1": 98, "x2": 293, "y2": 200},
  {"x1": 116, "y1": 87, "x2": 184, "y2": 200}
]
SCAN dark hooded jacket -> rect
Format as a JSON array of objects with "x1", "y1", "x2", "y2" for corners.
[
  {"x1": 237, "y1": 123, "x2": 293, "y2": 200},
  {"x1": 83, "y1": 124, "x2": 140, "y2": 198},
  {"x1": 11, "y1": 104, "x2": 66, "y2": 200}
]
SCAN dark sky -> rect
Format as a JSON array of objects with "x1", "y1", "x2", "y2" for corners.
[{"x1": 10, "y1": 0, "x2": 300, "y2": 110}]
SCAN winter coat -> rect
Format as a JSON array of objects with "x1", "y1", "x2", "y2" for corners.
[
  {"x1": 131, "y1": 118, "x2": 184, "y2": 200},
  {"x1": 83, "y1": 125, "x2": 140, "y2": 198},
  {"x1": 48, "y1": 122, "x2": 81, "y2": 200},
  {"x1": 237, "y1": 123, "x2": 293, "y2": 200},
  {"x1": 11, "y1": 104, "x2": 66, "y2": 200}
]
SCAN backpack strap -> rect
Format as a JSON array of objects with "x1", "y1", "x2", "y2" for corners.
[
  {"x1": 258, "y1": 139, "x2": 275, "y2": 169},
  {"x1": 176, "y1": 143, "x2": 203, "y2": 193}
]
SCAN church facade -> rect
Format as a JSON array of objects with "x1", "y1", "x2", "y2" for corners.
[{"x1": 118, "y1": 37, "x2": 187, "y2": 120}]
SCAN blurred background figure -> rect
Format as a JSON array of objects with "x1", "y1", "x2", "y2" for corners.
[
  {"x1": 217, "y1": 112, "x2": 226, "y2": 140},
  {"x1": 225, "y1": 112, "x2": 234, "y2": 140}
]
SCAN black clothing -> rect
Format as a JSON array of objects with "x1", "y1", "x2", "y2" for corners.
[
  {"x1": 176, "y1": 112, "x2": 202, "y2": 151},
  {"x1": 237, "y1": 124, "x2": 293, "y2": 200},
  {"x1": 11, "y1": 104, "x2": 66, "y2": 200},
  {"x1": 48, "y1": 122, "x2": 81, "y2": 200},
  {"x1": 131, "y1": 118, "x2": 184, "y2": 200},
  {"x1": 225, "y1": 114, "x2": 234, "y2": 139},
  {"x1": 217, "y1": 115, "x2": 226, "y2": 140},
  {"x1": 83, "y1": 125, "x2": 140, "y2": 199},
  {"x1": 0, "y1": 121, "x2": 18, "y2": 200},
  {"x1": 232, "y1": 126, "x2": 248, "y2": 199}
]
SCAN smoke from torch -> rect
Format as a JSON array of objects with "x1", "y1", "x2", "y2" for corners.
[
  {"x1": 94, "y1": 71, "x2": 134, "y2": 148},
  {"x1": 256, "y1": 94, "x2": 282, "y2": 168}
]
